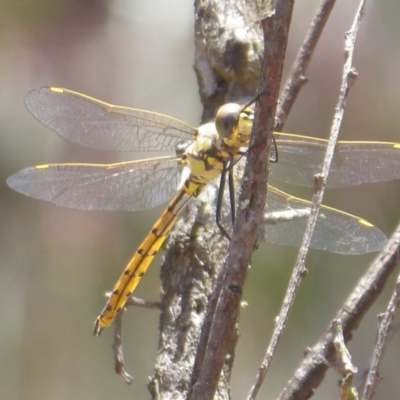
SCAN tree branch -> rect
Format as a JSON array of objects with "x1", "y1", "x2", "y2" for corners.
[
  {"x1": 189, "y1": 2, "x2": 295, "y2": 399},
  {"x1": 148, "y1": 1, "x2": 263, "y2": 399},
  {"x1": 278, "y1": 224, "x2": 400, "y2": 399},
  {"x1": 275, "y1": 0, "x2": 337, "y2": 129}
]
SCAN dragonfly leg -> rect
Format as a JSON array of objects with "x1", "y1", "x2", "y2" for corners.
[{"x1": 215, "y1": 158, "x2": 236, "y2": 241}]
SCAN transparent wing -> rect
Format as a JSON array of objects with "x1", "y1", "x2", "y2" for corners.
[
  {"x1": 7, "y1": 156, "x2": 182, "y2": 211},
  {"x1": 24, "y1": 87, "x2": 197, "y2": 152},
  {"x1": 259, "y1": 186, "x2": 387, "y2": 255},
  {"x1": 271, "y1": 133, "x2": 400, "y2": 188}
]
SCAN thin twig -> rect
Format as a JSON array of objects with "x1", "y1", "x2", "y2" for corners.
[
  {"x1": 275, "y1": 0, "x2": 337, "y2": 129},
  {"x1": 125, "y1": 296, "x2": 161, "y2": 310},
  {"x1": 112, "y1": 310, "x2": 134, "y2": 384},
  {"x1": 188, "y1": 2, "x2": 295, "y2": 399},
  {"x1": 362, "y1": 267, "x2": 400, "y2": 398},
  {"x1": 110, "y1": 295, "x2": 159, "y2": 383},
  {"x1": 356, "y1": 320, "x2": 400, "y2": 391},
  {"x1": 248, "y1": 1, "x2": 366, "y2": 399},
  {"x1": 331, "y1": 320, "x2": 359, "y2": 399},
  {"x1": 278, "y1": 223, "x2": 400, "y2": 399}
]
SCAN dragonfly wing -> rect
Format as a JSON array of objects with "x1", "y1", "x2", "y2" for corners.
[
  {"x1": 272, "y1": 133, "x2": 400, "y2": 187},
  {"x1": 259, "y1": 186, "x2": 387, "y2": 254},
  {"x1": 24, "y1": 87, "x2": 196, "y2": 152},
  {"x1": 7, "y1": 156, "x2": 182, "y2": 211}
]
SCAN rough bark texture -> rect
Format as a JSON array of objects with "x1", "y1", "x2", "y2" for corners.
[
  {"x1": 148, "y1": 1, "x2": 265, "y2": 399},
  {"x1": 193, "y1": 0, "x2": 264, "y2": 120},
  {"x1": 188, "y1": 4, "x2": 294, "y2": 399}
]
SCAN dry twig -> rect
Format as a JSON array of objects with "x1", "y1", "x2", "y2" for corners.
[
  {"x1": 276, "y1": 0, "x2": 337, "y2": 129},
  {"x1": 362, "y1": 245, "x2": 400, "y2": 399},
  {"x1": 112, "y1": 310, "x2": 134, "y2": 384},
  {"x1": 250, "y1": 0, "x2": 367, "y2": 398}
]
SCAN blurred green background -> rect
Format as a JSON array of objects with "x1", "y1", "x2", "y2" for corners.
[{"x1": 1, "y1": 1, "x2": 400, "y2": 399}]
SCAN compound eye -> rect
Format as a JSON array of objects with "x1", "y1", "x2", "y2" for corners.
[{"x1": 215, "y1": 103, "x2": 242, "y2": 139}]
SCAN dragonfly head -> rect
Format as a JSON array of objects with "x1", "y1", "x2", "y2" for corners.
[{"x1": 215, "y1": 103, "x2": 254, "y2": 149}]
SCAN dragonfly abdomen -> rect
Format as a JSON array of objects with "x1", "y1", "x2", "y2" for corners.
[
  {"x1": 93, "y1": 183, "x2": 200, "y2": 335},
  {"x1": 94, "y1": 128, "x2": 238, "y2": 334}
]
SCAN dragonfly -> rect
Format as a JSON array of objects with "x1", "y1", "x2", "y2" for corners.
[{"x1": 7, "y1": 87, "x2": 400, "y2": 335}]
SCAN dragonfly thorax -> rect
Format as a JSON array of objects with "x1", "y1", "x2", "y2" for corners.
[
  {"x1": 175, "y1": 120, "x2": 234, "y2": 197},
  {"x1": 185, "y1": 125, "x2": 229, "y2": 181},
  {"x1": 174, "y1": 139, "x2": 192, "y2": 158}
]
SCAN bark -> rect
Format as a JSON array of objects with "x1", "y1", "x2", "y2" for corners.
[{"x1": 148, "y1": 1, "x2": 292, "y2": 399}]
